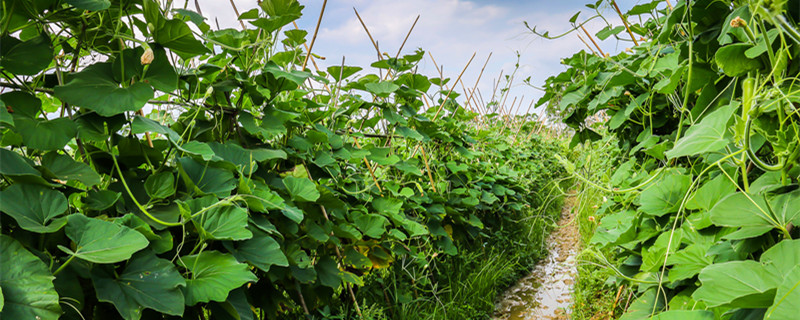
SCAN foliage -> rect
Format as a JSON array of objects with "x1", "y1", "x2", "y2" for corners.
[
  {"x1": 539, "y1": 0, "x2": 800, "y2": 318},
  {"x1": 0, "y1": 0, "x2": 565, "y2": 319}
]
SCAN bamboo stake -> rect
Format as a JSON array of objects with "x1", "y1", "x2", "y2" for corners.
[
  {"x1": 513, "y1": 99, "x2": 536, "y2": 142},
  {"x1": 353, "y1": 8, "x2": 382, "y2": 59},
  {"x1": 611, "y1": 1, "x2": 639, "y2": 46},
  {"x1": 432, "y1": 52, "x2": 476, "y2": 120},
  {"x1": 352, "y1": 135, "x2": 384, "y2": 194},
  {"x1": 227, "y1": 0, "x2": 247, "y2": 30},
  {"x1": 580, "y1": 24, "x2": 606, "y2": 57},
  {"x1": 576, "y1": 33, "x2": 599, "y2": 56},
  {"x1": 394, "y1": 15, "x2": 420, "y2": 59},
  {"x1": 420, "y1": 146, "x2": 437, "y2": 193},
  {"x1": 301, "y1": 0, "x2": 328, "y2": 71},
  {"x1": 665, "y1": 0, "x2": 673, "y2": 10}
]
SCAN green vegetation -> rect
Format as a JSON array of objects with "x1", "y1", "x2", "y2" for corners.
[
  {"x1": 534, "y1": 0, "x2": 800, "y2": 318},
  {"x1": 0, "y1": 0, "x2": 566, "y2": 319}
]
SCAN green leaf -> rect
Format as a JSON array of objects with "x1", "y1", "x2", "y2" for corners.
[
  {"x1": 131, "y1": 115, "x2": 181, "y2": 141},
  {"x1": 193, "y1": 204, "x2": 252, "y2": 241},
  {"x1": 666, "y1": 103, "x2": 737, "y2": 159},
  {"x1": 0, "y1": 33, "x2": 53, "y2": 75},
  {"x1": 766, "y1": 265, "x2": 800, "y2": 320},
  {"x1": 144, "y1": 171, "x2": 175, "y2": 199},
  {"x1": 55, "y1": 63, "x2": 154, "y2": 117},
  {"x1": 143, "y1": 46, "x2": 179, "y2": 92},
  {"x1": 60, "y1": 214, "x2": 149, "y2": 264},
  {"x1": 0, "y1": 235, "x2": 61, "y2": 320},
  {"x1": 651, "y1": 310, "x2": 715, "y2": 320},
  {"x1": 666, "y1": 244, "x2": 714, "y2": 282},
  {"x1": 639, "y1": 171, "x2": 692, "y2": 216},
  {"x1": 693, "y1": 261, "x2": 779, "y2": 308},
  {"x1": 91, "y1": 250, "x2": 185, "y2": 320},
  {"x1": 84, "y1": 190, "x2": 121, "y2": 211},
  {"x1": 41, "y1": 152, "x2": 102, "y2": 187},
  {"x1": 709, "y1": 193, "x2": 780, "y2": 237},
  {"x1": 0, "y1": 148, "x2": 43, "y2": 180},
  {"x1": 715, "y1": 43, "x2": 764, "y2": 77},
  {"x1": 65, "y1": 0, "x2": 111, "y2": 10},
  {"x1": 177, "y1": 141, "x2": 216, "y2": 161},
  {"x1": 354, "y1": 214, "x2": 389, "y2": 238},
  {"x1": 0, "y1": 183, "x2": 68, "y2": 233},
  {"x1": 283, "y1": 176, "x2": 319, "y2": 202},
  {"x1": 367, "y1": 147, "x2": 400, "y2": 165},
  {"x1": 153, "y1": 19, "x2": 209, "y2": 59},
  {"x1": 178, "y1": 157, "x2": 237, "y2": 197},
  {"x1": 281, "y1": 206, "x2": 304, "y2": 223},
  {"x1": 686, "y1": 173, "x2": 737, "y2": 211},
  {"x1": 315, "y1": 256, "x2": 342, "y2": 289},
  {"x1": 225, "y1": 228, "x2": 288, "y2": 272},
  {"x1": 365, "y1": 81, "x2": 400, "y2": 97},
  {"x1": 327, "y1": 65, "x2": 362, "y2": 82},
  {"x1": 13, "y1": 117, "x2": 77, "y2": 151},
  {"x1": 178, "y1": 251, "x2": 257, "y2": 305}
]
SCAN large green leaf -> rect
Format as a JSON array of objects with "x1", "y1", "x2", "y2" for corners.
[
  {"x1": 225, "y1": 228, "x2": 288, "y2": 272},
  {"x1": 191, "y1": 203, "x2": 253, "y2": 241},
  {"x1": 143, "y1": 45, "x2": 179, "y2": 92},
  {"x1": 0, "y1": 235, "x2": 61, "y2": 320},
  {"x1": 178, "y1": 251, "x2": 258, "y2": 305},
  {"x1": 144, "y1": 171, "x2": 175, "y2": 199},
  {"x1": 709, "y1": 193, "x2": 781, "y2": 237},
  {"x1": 65, "y1": 0, "x2": 111, "y2": 10},
  {"x1": 0, "y1": 183, "x2": 68, "y2": 233},
  {"x1": 13, "y1": 116, "x2": 78, "y2": 151},
  {"x1": 152, "y1": 19, "x2": 209, "y2": 59},
  {"x1": 651, "y1": 310, "x2": 715, "y2": 320},
  {"x1": 178, "y1": 157, "x2": 237, "y2": 197},
  {"x1": 666, "y1": 103, "x2": 737, "y2": 159},
  {"x1": 54, "y1": 63, "x2": 154, "y2": 116},
  {"x1": 283, "y1": 176, "x2": 319, "y2": 202},
  {"x1": 131, "y1": 115, "x2": 181, "y2": 141},
  {"x1": 315, "y1": 256, "x2": 342, "y2": 289},
  {"x1": 0, "y1": 148, "x2": 41, "y2": 179},
  {"x1": 41, "y1": 152, "x2": 102, "y2": 187},
  {"x1": 0, "y1": 33, "x2": 53, "y2": 75},
  {"x1": 693, "y1": 261, "x2": 779, "y2": 308},
  {"x1": 715, "y1": 43, "x2": 763, "y2": 77},
  {"x1": 765, "y1": 265, "x2": 800, "y2": 320},
  {"x1": 60, "y1": 214, "x2": 149, "y2": 264},
  {"x1": 91, "y1": 250, "x2": 185, "y2": 320},
  {"x1": 354, "y1": 214, "x2": 389, "y2": 238},
  {"x1": 639, "y1": 171, "x2": 692, "y2": 216}
]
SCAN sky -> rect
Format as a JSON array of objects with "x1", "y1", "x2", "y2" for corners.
[{"x1": 198, "y1": 0, "x2": 665, "y2": 115}]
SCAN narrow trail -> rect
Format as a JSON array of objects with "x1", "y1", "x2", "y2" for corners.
[{"x1": 493, "y1": 195, "x2": 581, "y2": 320}]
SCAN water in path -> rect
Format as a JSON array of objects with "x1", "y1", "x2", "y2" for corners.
[{"x1": 493, "y1": 198, "x2": 580, "y2": 320}]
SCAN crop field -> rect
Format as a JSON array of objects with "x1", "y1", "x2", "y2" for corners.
[{"x1": 0, "y1": 0, "x2": 799, "y2": 319}]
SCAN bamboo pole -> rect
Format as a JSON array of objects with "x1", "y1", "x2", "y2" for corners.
[
  {"x1": 580, "y1": 24, "x2": 606, "y2": 56},
  {"x1": 576, "y1": 33, "x2": 599, "y2": 56},
  {"x1": 611, "y1": 1, "x2": 639, "y2": 46},
  {"x1": 301, "y1": 0, "x2": 328, "y2": 71}
]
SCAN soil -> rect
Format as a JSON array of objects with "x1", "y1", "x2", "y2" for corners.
[{"x1": 493, "y1": 195, "x2": 581, "y2": 320}]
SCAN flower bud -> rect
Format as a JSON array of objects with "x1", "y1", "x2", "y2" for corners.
[
  {"x1": 140, "y1": 48, "x2": 154, "y2": 65},
  {"x1": 730, "y1": 16, "x2": 746, "y2": 28}
]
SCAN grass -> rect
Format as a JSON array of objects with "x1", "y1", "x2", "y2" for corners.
[{"x1": 568, "y1": 137, "x2": 626, "y2": 320}]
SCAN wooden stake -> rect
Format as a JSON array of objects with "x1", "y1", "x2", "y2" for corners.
[
  {"x1": 576, "y1": 33, "x2": 599, "y2": 56},
  {"x1": 432, "y1": 52, "x2": 476, "y2": 120},
  {"x1": 394, "y1": 15, "x2": 420, "y2": 59},
  {"x1": 611, "y1": 1, "x2": 639, "y2": 46},
  {"x1": 301, "y1": 0, "x2": 328, "y2": 71},
  {"x1": 420, "y1": 146, "x2": 437, "y2": 193},
  {"x1": 352, "y1": 135, "x2": 384, "y2": 194},
  {"x1": 353, "y1": 8, "x2": 382, "y2": 59},
  {"x1": 580, "y1": 24, "x2": 606, "y2": 57},
  {"x1": 227, "y1": 0, "x2": 247, "y2": 30}
]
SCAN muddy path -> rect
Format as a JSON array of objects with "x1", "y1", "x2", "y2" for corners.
[{"x1": 493, "y1": 195, "x2": 581, "y2": 320}]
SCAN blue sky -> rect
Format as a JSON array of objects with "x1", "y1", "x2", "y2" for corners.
[{"x1": 203, "y1": 0, "x2": 663, "y2": 114}]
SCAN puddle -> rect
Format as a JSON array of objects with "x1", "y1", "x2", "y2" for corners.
[{"x1": 494, "y1": 197, "x2": 580, "y2": 320}]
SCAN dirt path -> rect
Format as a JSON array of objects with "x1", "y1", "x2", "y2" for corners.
[{"x1": 493, "y1": 196, "x2": 581, "y2": 320}]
